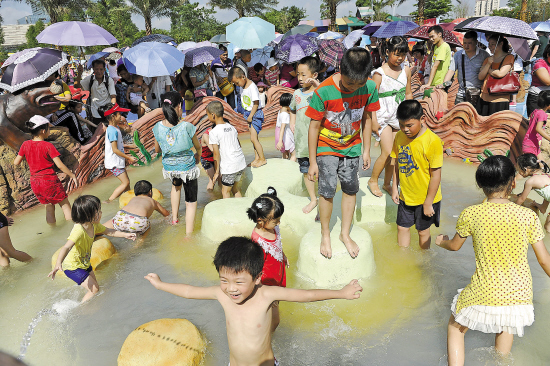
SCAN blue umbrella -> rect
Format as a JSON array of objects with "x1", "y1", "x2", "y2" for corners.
[
  {"x1": 249, "y1": 46, "x2": 273, "y2": 66},
  {"x1": 132, "y1": 34, "x2": 176, "y2": 47},
  {"x1": 362, "y1": 21, "x2": 386, "y2": 36},
  {"x1": 372, "y1": 21, "x2": 418, "y2": 38},
  {"x1": 534, "y1": 22, "x2": 550, "y2": 33},
  {"x1": 305, "y1": 32, "x2": 319, "y2": 38},
  {"x1": 226, "y1": 17, "x2": 276, "y2": 49},
  {"x1": 183, "y1": 46, "x2": 224, "y2": 67},
  {"x1": 123, "y1": 42, "x2": 185, "y2": 77},
  {"x1": 87, "y1": 51, "x2": 109, "y2": 69},
  {"x1": 359, "y1": 35, "x2": 371, "y2": 47}
]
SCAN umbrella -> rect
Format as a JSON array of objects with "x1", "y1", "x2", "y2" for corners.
[
  {"x1": 132, "y1": 34, "x2": 176, "y2": 47},
  {"x1": 534, "y1": 22, "x2": 550, "y2": 33},
  {"x1": 183, "y1": 46, "x2": 224, "y2": 67},
  {"x1": 87, "y1": 51, "x2": 110, "y2": 69},
  {"x1": 210, "y1": 34, "x2": 228, "y2": 43},
  {"x1": 2, "y1": 47, "x2": 41, "y2": 68},
  {"x1": 196, "y1": 41, "x2": 215, "y2": 48},
  {"x1": 508, "y1": 37, "x2": 534, "y2": 61},
  {"x1": 282, "y1": 25, "x2": 315, "y2": 41},
  {"x1": 267, "y1": 34, "x2": 284, "y2": 47},
  {"x1": 36, "y1": 21, "x2": 118, "y2": 46},
  {"x1": 123, "y1": 42, "x2": 185, "y2": 77},
  {"x1": 0, "y1": 48, "x2": 68, "y2": 93},
  {"x1": 102, "y1": 47, "x2": 119, "y2": 53},
  {"x1": 178, "y1": 41, "x2": 196, "y2": 52},
  {"x1": 359, "y1": 35, "x2": 371, "y2": 47},
  {"x1": 439, "y1": 23, "x2": 456, "y2": 31},
  {"x1": 250, "y1": 46, "x2": 273, "y2": 66},
  {"x1": 305, "y1": 32, "x2": 319, "y2": 38},
  {"x1": 456, "y1": 16, "x2": 537, "y2": 40},
  {"x1": 275, "y1": 34, "x2": 319, "y2": 63},
  {"x1": 318, "y1": 31, "x2": 344, "y2": 40},
  {"x1": 372, "y1": 21, "x2": 419, "y2": 38},
  {"x1": 405, "y1": 26, "x2": 462, "y2": 47},
  {"x1": 226, "y1": 17, "x2": 276, "y2": 49},
  {"x1": 343, "y1": 30, "x2": 365, "y2": 49},
  {"x1": 362, "y1": 21, "x2": 386, "y2": 36},
  {"x1": 317, "y1": 39, "x2": 346, "y2": 68},
  {"x1": 454, "y1": 17, "x2": 482, "y2": 31}
]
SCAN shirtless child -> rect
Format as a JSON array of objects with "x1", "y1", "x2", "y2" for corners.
[
  {"x1": 145, "y1": 236, "x2": 362, "y2": 366},
  {"x1": 104, "y1": 180, "x2": 169, "y2": 234}
]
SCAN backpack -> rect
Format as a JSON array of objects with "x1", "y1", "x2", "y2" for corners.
[{"x1": 84, "y1": 74, "x2": 112, "y2": 119}]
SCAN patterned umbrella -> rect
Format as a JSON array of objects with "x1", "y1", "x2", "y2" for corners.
[
  {"x1": 0, "y1": 48, "x2": 68, "y2": 93},
  {"x1": 275, "y1": 34, "x2": 319, "y2": 63},
  {"x1": 123, "y1": 42, "x2": 185, "y2": 77},
  {"x1": 343, "y1": 30, "x2": 366, "y2": 49},
  {"x1": 405, "y1": 26, "x2": 462, "y2": 47},
  {"x1": 456, "y1": 16, "x2": 537, "y2": 40},
  {"x1": 361, "y1": 21, "x2": 386, "y2": 36},
  {"x1": 372, "y1": 21, "x2": 419, "y2": 38},
  {"x1": 317, "y1": 39, "x2": 346, "y2": 68},
  {"x1": 2, "y1": 47, "x2": 41, "y2": 68},
  {"x1": 183, "y1": 46, "x2": 224, "y2": 67},
  {"x1": 132, "y1": 34, "x2": 176, "y2": 47},
  {"x1": 318, "y1": 31, "x2": 345, "y2": 40}
]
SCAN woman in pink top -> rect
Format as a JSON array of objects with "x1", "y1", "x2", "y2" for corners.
[
  {"x1": 523, "y1": 91, "x2": 550, "y2": 157},
  {"x1": 280, "y1": 63, "x2": 298, "y2": 88},
  {"x1": 527, "y1": 45, "x2": 550, "y2": 117}
]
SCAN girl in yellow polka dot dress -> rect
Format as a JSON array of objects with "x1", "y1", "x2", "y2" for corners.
[{"x1": 436, "y1": 155, "x2": 550, "y2": 366}]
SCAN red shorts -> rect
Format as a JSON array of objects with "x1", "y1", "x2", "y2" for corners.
[{"x1": 30, "y1": 174, "x2": 68, "y2": 205}]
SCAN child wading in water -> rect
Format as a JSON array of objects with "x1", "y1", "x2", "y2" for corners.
[
  {"x1": 49, "y1": 195, "x2": 136, "y2": 303},
  {"x1": 369, "y1": 36, "x2": 413, "y2": 197},
  {"x1": 436, "y1": 156, "x2": 550, "y2": 366},
  {"x1": 275, "y1": 93, "x2": 296, "y2": 160},
  {"x1": 100, "y1": 103, "x2": 137, "y2": 204},
  {"x1": 290, "y1": 56, "x2": 320, "y2": 214},
  {"x1": 515, "y1": 153, "x2": 550, "y2": 231},
  {"x1": 229, "y1": 66, "x2": 267, "y2": 168},
  {"x1": 247, "y1": 187, "x2": 289, "y2": 332},
  {"x1": 14, "y1": 115, "x2": 78, "y2": 224},
  {"x1": 522, "y1": 91, "x2": 550, "y2": 157},
  {"x1": 145, "y1": 236, "x2": 362, "y2": 366},
  {"x1": 200, "y1": 122, "x2": 217, "y2": 190}
]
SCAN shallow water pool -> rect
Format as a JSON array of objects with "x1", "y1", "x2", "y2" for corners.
[{"x1": 1, "y1": 130, "x2": 550, "y2": 366}]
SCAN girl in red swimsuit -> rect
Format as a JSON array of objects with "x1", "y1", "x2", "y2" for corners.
[{"x1": 247, "y1": 186, "x2": 289, "y2": 331}]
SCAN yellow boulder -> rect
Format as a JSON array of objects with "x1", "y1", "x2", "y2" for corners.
[
  {"x1": 117, "y1": 318, "x2": 206, "y2": 366},
  {"x1": 119, "y1": 188, "x2": 164, "y2": 209},
  {"x1": 51, "y1": 237, "x2": 116, "y2": 277}
]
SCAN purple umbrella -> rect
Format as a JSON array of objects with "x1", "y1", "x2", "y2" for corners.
[
  {"x1": 0, "y1": 48, "x2": 68, "y2": 93},
  {"x1": 372, "y1": 21, "x2": 419, "y2": 38},
  {"x1": 362, "y1": 21, "x2": 386, "y2": 36},
  {"x1": 2, "y1": 47, "x2": 41, "y2": 68},
  {"x1": 458, "y1": 16, "x2": 537, "y2": 40},
  {"x1": 183, "y1": 46, "x2": 224, "y2": 67},
  {"x1": 275, "y1": 34, "x2": 319, "y2": 63},
  {"x1": 36, "y1": 21, "x2": 118, "y2": 46}
]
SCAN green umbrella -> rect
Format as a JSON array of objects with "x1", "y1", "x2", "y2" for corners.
[
  {"x1": 282, "y1": 24, "x2": 314, "y2": 40},
  {"x1": 210, "y1": 34, "x2": 228, "y2": 43}
]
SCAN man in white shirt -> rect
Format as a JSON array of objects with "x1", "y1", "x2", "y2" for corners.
[
  {"x1": 143, "y1": 75, "x2": 172, "y2": 109},
  {"x1": 75, "y1": 59, "x2": 116, "y2": 125}
]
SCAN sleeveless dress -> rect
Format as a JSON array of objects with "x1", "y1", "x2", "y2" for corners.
[
  {"x1": 374, "y1": 64, "x2": 407, "y2": 138},
  {"x1": 251, "y1": 226, "x2": 286, "y2": 287}
]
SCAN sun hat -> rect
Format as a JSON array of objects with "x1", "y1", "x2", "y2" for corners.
[
  {"x1": 257, "y1": 81, "x2": 267, "y2": 88},
  {"x1": 266, "y1": 58, "x2": 278, "y2": 68},
  {"x1": 104, "y1": 103, "x2": 131, "y2": 116}
]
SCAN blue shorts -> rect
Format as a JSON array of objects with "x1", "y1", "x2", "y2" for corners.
[
  {"x1": 64, "y1": 266, "x2": 92, "y2": 285},
  {"x1": 243, "y1": 109, "x2": 264, "y2": 134},
  {"x1": 110, "y1": 167, "x2": 125, "y2": 177},
  {"x1": 297, "y1": 157, "x2": 310, "y2": 174}
]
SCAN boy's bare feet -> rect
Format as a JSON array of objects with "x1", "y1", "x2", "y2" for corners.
[
  {"x1": 302, "y1": 198, "x2": 318, "y2": 214},
  {"x1": 103, "y1": 199, "x2": 113, "y2": 204},
  {"x1": 367, "y1": 179, "x2": 383, "y2": 197},
  {"x1": 251, "y1": 160, "x2": 267, "y2": 168},
  {"x1": 320, "y1": 232, "x2": 332, "y2": 258},
  {"x1": 340, "y1": 233, "x2": 360, "y2": 258},
  {"x1": 382, "y1": 184, "x2": 392, "y2": 195}
]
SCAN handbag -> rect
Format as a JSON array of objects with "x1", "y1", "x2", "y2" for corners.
[
  {"x1": 218, "y1": 77, "x2": 234, "y2": 97},
  {"x1": 486, "y1": 57, "x2": 520, "y2": 95},
  {"x1": 462, "y1": 54, "x2": 481, "y2": 107},
  {"x1": 193, "y1": 88, "x2": 207, "y2": 98}
]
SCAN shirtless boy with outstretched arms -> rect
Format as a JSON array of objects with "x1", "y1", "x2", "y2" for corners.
[{"x1": 145, "y1": 236, "x2": 362, "y2": 366}]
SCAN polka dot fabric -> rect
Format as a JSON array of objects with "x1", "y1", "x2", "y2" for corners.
[{"x1": 455, "y1": 202, "x2": 544, "y2": 313}]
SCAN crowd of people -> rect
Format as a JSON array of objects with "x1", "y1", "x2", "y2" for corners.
[{"x1": 2, "y1": 26, "x2": 550, "y2": 366}]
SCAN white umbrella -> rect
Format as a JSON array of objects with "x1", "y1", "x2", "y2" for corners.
[
  {"x1": 177, "y1": 41, "x2": 196, "y2": 52},
  {"x1": 343, "y1": 30, "x2": 365, "y2": 49}
]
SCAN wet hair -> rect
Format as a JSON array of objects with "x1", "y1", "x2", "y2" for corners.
[
  {"x1": 25, "y1": 119, "x2": 49, "y2": 136},
  {"x1": 247, "y1": 186, "x2": 284, "y2": 222},
  {"x1": 206, "y1": 100, "x2": 224, "y2": 117},
  {"x1": 297, "y1": 56, "x2": 320, "y2": 74},
  {"x1": 428, "y1": 25, "x2": 443, "y2": 35},
  {"x1": 117, "y1": 64, "x2": 128, "y2": 74},
  {"x1": 219, "y1": 44, "x2": 227, "y2": 52},
  {"x1": 475, "y1": 155, "x2": 516, "y2": 196},
  {"x1": 537, "y1": 91, "x2": 550, "y2": 109},
  {"x1": 160, "y1": 91, "x2": 183, "y2": 126},
  {"x1": 544, "y1": 43, "x2": 550, "y2": 60},
  {"x1": 386, "y1": 36, "x2": 408, "y2": 55},
  {"x1": 464, "y1": 31, "x2": 478, "y2": 41},
  {"x1": 228, "y1": 66, "x2": 245, "y2": 81},
  {"x1": 253, "y1": 63, "x2": 265, "y2": 72},
  {"x1": 98, "y1": 103, "x2": 117, "y2": 122},
  {"x1": 396, "y1": 100, "x2": 423, "y2": 122},
  {"x1": 72, "y1": 195, "x2": 101, "y2": 224},
  {"x1": 340, "y1": 47, "x2": 372, "y2": 81},
  {"x1": 91, "y1": 59, "x2": 105, "y2": 68},
  {"x1": 488, "y1": 34, "x2": 510, "y2": 53},
  {"x1": 279, "y1": 93, "x2": 292, "y2": 107},
  {"x1": 213, "y1": 236, "x2": 264, "y2": 279},
  {"x1": 134, "y1": 180, "x2": 153, "y2": 196},
  {"x1": 517, "y1": 153, "x2": 550, "y2": 174}
]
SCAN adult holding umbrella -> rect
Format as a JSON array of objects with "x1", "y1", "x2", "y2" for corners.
[{"x1": 275, "y1": 34, "x2": 318, "y2": 87}]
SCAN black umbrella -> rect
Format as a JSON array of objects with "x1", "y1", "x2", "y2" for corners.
[{"x1": 453, "y1": 17, "x2": 482, "y2": 32}]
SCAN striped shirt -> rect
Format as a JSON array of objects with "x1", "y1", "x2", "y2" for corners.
[
  {"x1": 451, "y1": 48, "x2": 489, "y2": 97},
  {"x1": 305, "y1": 75, "x2": 380, "y2": 157}
]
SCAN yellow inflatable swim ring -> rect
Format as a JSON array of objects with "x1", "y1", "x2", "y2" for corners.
[
  {"x1": 50, "y1": 237, "x2": 116, "y2": 277},
  {"x1": 119, "y1": 188, "x2": 164, "y2": 209},
  {"x1": 117, "y1": 318, "x2": 206, "y2": 366}
]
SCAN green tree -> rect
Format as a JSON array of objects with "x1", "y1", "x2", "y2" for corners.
[
  {"x1": 86, "y1": 0, "x2": 140, "y2": 48},
  {"x1": 22, "y1": 0, "x2": 88, "y2": 23},
  {"x1": 491, "y1": 0, "x2": 545, "y2": 22},
  {"x1": 125, "y1": 0, "x2": 181, "y2": 36},
  {"x1": 321, "y1": 0, "x2": 352, "y2": 29},
  {"x1": 25, "y1": 20, "x2": 47, "y2": 48},
  {"x1": 410, "y1": 0, "x2": 452, "y2": 20},
  {"x1": 170, "y1": 2, "x2": 226, "y2": 42},
  {"x1": 356, "y1": 0, "x2": 402, "y2": 21},
  {"x1": 262, "y1": 6, "x2": 307, "y2": 33},
  {"x1": 208, "y1": 0, "x2": 278, "y2": 18}
]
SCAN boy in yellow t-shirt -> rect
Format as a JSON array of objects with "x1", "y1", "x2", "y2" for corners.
[{"x1": 390, "y1": 100, "x2": 443, "y2": 249}]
